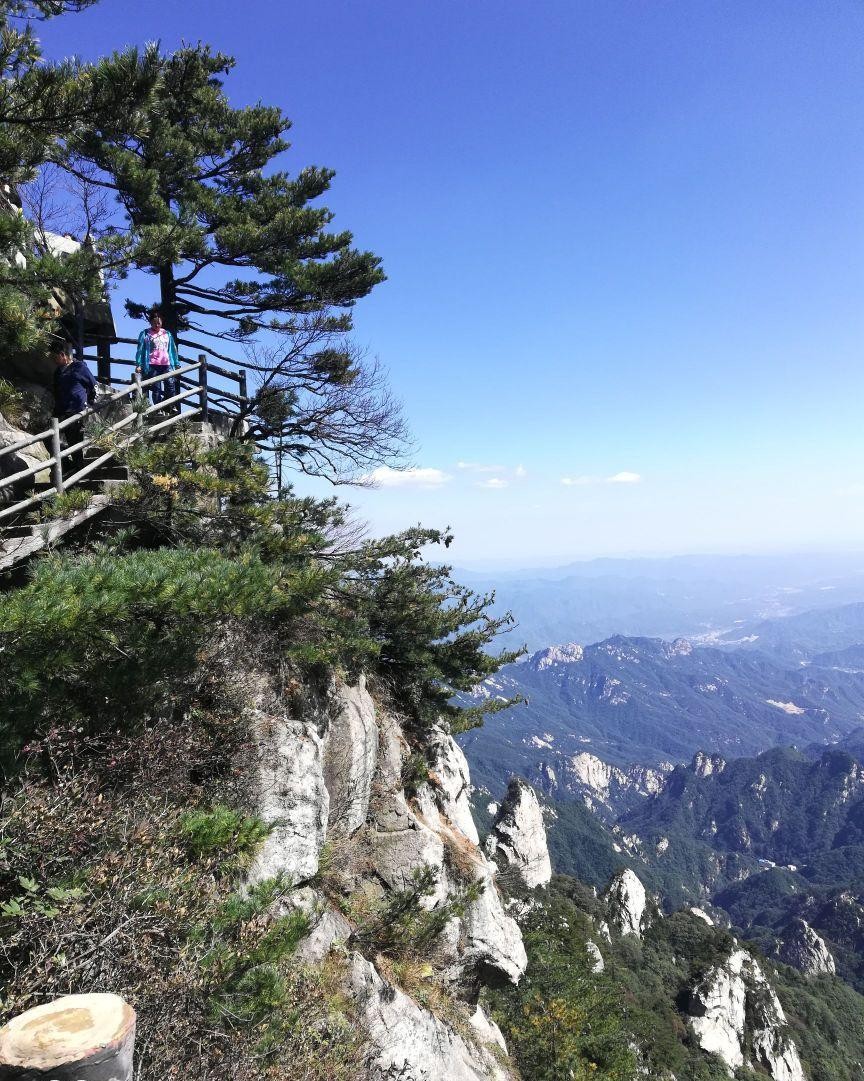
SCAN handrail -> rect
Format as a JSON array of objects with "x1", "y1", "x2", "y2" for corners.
[
  {"x1": 0, "y1": 362, "x2": 205, "y2": 526},
  {"x1": 112, "y1": 337, "x2": 245, "y2": 385},
  {"x1": 0, "y1": 359, "x2": 204, "y2": 462},
  {"x1": 1, "y1": 342, "x2": 250, "y2": 542}
]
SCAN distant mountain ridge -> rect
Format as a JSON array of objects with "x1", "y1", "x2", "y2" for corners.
[
  {"x1": 711, "y1": 602, "x2": 864, "y2": 660},
  {"x1": 461, "y1": 630, "x2": 864, "y2": 800}
]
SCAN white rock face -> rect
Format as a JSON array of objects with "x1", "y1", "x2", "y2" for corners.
[
  {"x1": 249, "y1": 680, "x2": 529, "y2": 1077},
  {"x1": 278, "y1": 886, "x2": 352, "y2": 964},
  {"x1": 687, "y1": 949, "x2": 805, "y2": 1080},
  {"x1": 604, "y1": 868, "x2": 648, "y2": 938},
  {"x1": 586, "y1": 940, "x2": 605, "y2": 974},
  {"x1": 484, "y1": 778, "x2": 552, "y2": 889},
  {"x1": 349, "y1": 953, "x2": 513, "y2": 1081},
  {"x1": 778, "y1": 918, "x2": 836, "y2": 976},
  {"x1": 746, "y1": 960, "x2": 806, "y2": 1081},
  {"x1": 693, "y1": 751, "x2": 726, "y2": 778},
  {"x1": 469, "y1": 1004, "x2": 508, "y2": 1053},
  {"x1": 538, "y1": 750, "x2": 669, "y2": 817},
  {"x1": 688, "y1": 949, "x2": 748, "y2": 1072},
  {"x1": 248, "y1": 710, "x2": 329, "y2": 886},
  {"x1": 418, "y1": 723, "x2": 480, "y2": 844},
  {"x1": 690, "y1": 907, "x2": 715, "y2": 926},
  {"x1": 324, "y1": 676, "x2": 378, "y2": 836},
  {"x1": 459, "y1": 856, "x2": 528, "y2": 986},
  {"x1": 528, "y1": 642, "x2": 584, "y2": 671},
  {"x1": 366, "y1": 803, "x2": 449, "y2": 909}
]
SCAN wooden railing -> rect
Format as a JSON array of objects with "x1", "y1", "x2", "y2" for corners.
[{"x1": 0, "y1": 354, "x2": 248, "y2": 525}]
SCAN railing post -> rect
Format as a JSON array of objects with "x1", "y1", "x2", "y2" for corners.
[
  {"x1": 198, "y1": 354, "x2": 209, "y2": 422},
  {"x1": 238, "y1": 367, "x2": 248, "y2": 406},
  {"x1": 133, "y1": 373, "x2": 144, "y2": 432},
  {"x1": 96, "y1": 337, "x2": 112, "y2": 386},
  {"x1": 50, "y1": 417, "x2": 65, "y2": 494}
]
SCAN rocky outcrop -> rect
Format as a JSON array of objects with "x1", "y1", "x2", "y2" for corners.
[
  {"x1": 415, "y1": 723, "x2": 480, "y2": 845},
  {"x1": 324, "y1": 676, "x2": 378, "y2": 837},
  {"x1": 687, "y1": 950, "x2": 748, "y2": 1072},
  {"x1": 585, "y1": 940, "x2": 605, "y2": 974},
  {"x1": 484, "y1": 778, "x2": 552, "y2": 889},
  {"x1": 528, "y1": 643, "x2": 584, "y2": 671},
  {"x1": 540, "y1": 750, "x2": 669, "y2": 818},
  {"x1": 604, "y1": 868, "x2": 648, "y2": 938},
  {"x1": 247, "y1": 675, "x2": 530, "y2": 1079},
  {"x1": 693, "y1": 751, "x2": 726, "y2": 778},
  {"x1": 686, "y1": 949, "x2": 805, "y2": 1080},
  {"x1": 458, "y1": 858, "x2": 528, "y2": 986},
  {"x1": 247, "y1": 709, "x2": 329, "y2": 886},
  {"x1": 690, "y1": 907, "x2": 715, "y2": 926},
  {"x1": 348, "y1": 954, "x2": 511, "y2": 1081},
  {"x1": 777, "y1": 918, "x2": 836, "y2": 976}
]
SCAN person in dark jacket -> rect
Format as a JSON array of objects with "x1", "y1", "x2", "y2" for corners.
[{"x1": 52, "y1": 340, "x2": 96, "y2": 473}]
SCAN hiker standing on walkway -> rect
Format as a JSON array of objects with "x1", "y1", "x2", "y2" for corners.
[
  {"x1": 52, "y1": 338, "x2": 96, "y2": 472},
  {"x1": 135, "y1": 308, "x2": 180, "y2": 406}
]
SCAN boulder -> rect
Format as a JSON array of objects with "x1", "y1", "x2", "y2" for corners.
[
  {"x1": 0, "y1": 993, "x2": 135, "y2": 1081},
  {"x1": 0, "y1": 410, "x2": 49, "y2": 496},
  {"x1": 484, "y1": 778, "x2": 552, "y2": 889}
]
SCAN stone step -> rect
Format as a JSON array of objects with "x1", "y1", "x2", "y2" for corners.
[{"x1": 87, "y1": 465, "x2": 130, "y2": 481}]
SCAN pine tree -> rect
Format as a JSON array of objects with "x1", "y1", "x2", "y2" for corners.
[
  {"x1": 0, "y1": 2, "x2": 155, "y2": 357},
  {"x1": 64, "y1": 44, "x2": 404, "y2": 481}
]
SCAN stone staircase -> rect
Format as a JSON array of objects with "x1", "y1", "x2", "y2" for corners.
[{"x1": 0, "y1": 451, "x2": 131, "y2": 573}]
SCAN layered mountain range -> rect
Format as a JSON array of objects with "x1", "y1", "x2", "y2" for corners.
[
  {"x1": 462, "y1": 620, "x2": 864, "y2": 798},
  {"x1": 461, "y1": 600, "x2": 864, "y2": 1008}
]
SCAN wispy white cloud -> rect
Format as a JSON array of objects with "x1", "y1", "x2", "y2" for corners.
[
  {"x1": 363, "y1": 466, "x2": 452, "y2": 488},
  {"x1": 561, "y1": 471, "x2": 642, "y2": 487},
  {"x1": 457, "y1": 461, "x2": 504, "y2": 474},
  {"x1": 478, "y1": 477, "x2": 509, "y2": 489},
  {"x1": 515, "y1": 464, "x2": 527, "y2": 478}
]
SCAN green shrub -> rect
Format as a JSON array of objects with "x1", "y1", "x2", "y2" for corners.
[
  {"x1": 0, "y1": 378, "x2": 24, "y2": 424},
  {"x1": 355, "y1": 865, "x2": 482, "y2": 960},
  {"x1": 41, "y1": 487, "x2": 94, "y2": 520},
  {"x1": 179, "y1": 805, "x2": 270, "y2": 864}
]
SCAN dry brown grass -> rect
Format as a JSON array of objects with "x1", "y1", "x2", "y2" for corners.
[{"x1": 0, "y1": 685, "x2": 363, "y2": 1081}]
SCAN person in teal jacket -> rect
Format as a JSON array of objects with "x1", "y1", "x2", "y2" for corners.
[{"x1": 135, "y1": 308, "x2": 180, "y2": 405}]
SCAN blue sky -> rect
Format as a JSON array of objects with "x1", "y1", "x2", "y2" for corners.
[{"x1": 38, "y1": 1, "x2": 864, "y2": 566}]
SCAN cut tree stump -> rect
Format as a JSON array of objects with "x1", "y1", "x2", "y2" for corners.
[{"x1": 0, "y1": 993, "x2": 135, "y2": 1080}]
